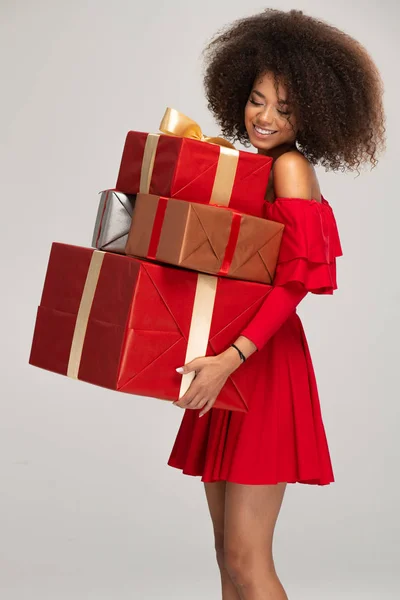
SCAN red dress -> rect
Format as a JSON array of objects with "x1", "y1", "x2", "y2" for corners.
[{"x1": 167, "y1": 195, "x2": 343, "y2": 485}]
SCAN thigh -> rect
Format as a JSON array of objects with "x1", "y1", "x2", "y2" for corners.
[
  {"x1": 224, "y1": 482, "x2": 287, "y2": 563},
  {"x1": 203, "y1": 481, "x2": 227, "y2": 549}
]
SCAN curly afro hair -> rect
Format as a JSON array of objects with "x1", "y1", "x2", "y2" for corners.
[{"x1": 203, "y1": 9, "x2": 386, "y2": 172}]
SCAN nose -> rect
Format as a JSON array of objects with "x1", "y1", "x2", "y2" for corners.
[{"x1": 256, "y1": 105, "x2": 275, "y2": 126}]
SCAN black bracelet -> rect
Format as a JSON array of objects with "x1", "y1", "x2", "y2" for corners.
[{"x1": 231, "y1": 343, "x2": 246, "y2": 363}]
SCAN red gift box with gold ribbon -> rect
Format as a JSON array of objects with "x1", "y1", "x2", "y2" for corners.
[
  {"x1": 115, "y1": 108, "x2": 273, "y2": 216},
  {"x1": 29, "y1": 242, "x2": 273, "y2": 412}
]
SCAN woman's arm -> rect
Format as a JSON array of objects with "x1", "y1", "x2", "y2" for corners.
[{"x1": 225, "y1": 282, "x2": 308, "y2": 363}]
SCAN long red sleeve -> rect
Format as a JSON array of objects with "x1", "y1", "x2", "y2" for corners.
[
  {"x1": 239, "y1": 196, "x2": 343, "y2": 352},
  {"x1": 240, "y1": 282, "x2": 308, "y2": 351}
]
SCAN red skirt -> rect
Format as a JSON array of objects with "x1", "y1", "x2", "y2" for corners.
[{"x1": 167, "y1": 311, "x2": 334, "y2": 485}]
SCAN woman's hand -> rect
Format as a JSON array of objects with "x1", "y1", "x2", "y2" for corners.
[{"x1": 173, "y1": 347, "x2": 243, "y2": 417}]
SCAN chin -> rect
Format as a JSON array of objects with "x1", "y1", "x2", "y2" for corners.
[
  {"x1": 248, "y1": 133, "x2": 281, "y2": 151},
  {"x1": 250, "y1": 138, "x2": 279, "y2": 150}
]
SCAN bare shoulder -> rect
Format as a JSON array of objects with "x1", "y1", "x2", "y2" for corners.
[
  {"x1": 274, "y1": 150, "x2": 311, "y2": 172},
  {"x1": 273, "y1": 151, "x2": 321, "y2": 202}
]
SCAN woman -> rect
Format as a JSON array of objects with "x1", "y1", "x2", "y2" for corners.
[{"x1": 167, "y1": 9, "x2": 385, "y2": 599}]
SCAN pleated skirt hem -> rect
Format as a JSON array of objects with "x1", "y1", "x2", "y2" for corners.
[
  {"x1": 167, "y1": 458, "x2": 335, "y2": 486},
  {"x1": 166, "y1": 313, "x2": 335, "y2": 487}
]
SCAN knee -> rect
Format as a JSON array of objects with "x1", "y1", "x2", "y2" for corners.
[
  {"x1": 223, "y1": 546, "x2": 275, "y2": 585},
  {"x1": 223, "y1": 547, "x2": 253, "y2": 585},
  {"x1": 214, "y1": 531, "x2": 225, "y2": 564}
]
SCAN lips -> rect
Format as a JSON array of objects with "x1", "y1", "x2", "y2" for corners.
[{"x1": 253, "y1": 124, "x2": 278, "y2": 138}]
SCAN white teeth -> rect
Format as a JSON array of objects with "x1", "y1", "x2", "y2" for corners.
[{"x1": 254, "y1": 125, "x2": 277, "y2": 135}]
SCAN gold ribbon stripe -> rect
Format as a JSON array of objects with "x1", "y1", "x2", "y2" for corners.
[
  {"x1": 179, "y1": 273, "x2": 218, "y2": 398},
  {"x1": 67, "y1": 250, "x2": 105, "y2": 379},
  {"x1": 210, "y1": 146, "x2": 239, "y2": 207},
  {"x1": 139, "y1": 133, "x2": 160, "y2": 194}
]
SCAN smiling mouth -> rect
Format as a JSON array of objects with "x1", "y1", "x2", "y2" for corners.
[{"x1": 253, "y1": 124, "x2": 278, "y2": 136}]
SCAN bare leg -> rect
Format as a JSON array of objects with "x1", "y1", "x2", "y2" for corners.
[
  {"x1": 224, "y1": 482, "x2": 288, "y2": 600},
  {"x1": 204, "y1": 481, "x2": 241, "y2": 600}
]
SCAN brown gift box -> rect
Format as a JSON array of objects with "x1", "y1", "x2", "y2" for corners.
[{"x1": 125, "y1": 193, "x2": 285, "y2": 285}]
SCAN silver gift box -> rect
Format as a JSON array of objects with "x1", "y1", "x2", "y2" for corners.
[{"x1": 91, "y1": 190, "x2": 136, "y2": 253}]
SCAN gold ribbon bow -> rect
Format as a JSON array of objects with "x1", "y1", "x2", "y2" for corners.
[
  {"x1": 159, "y1": 107, "x2": 236, "y2": 149},
  {"x1": 141, "y1": 108, "x2": 240, "y2": 206}
]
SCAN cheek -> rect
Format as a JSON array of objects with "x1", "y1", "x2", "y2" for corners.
[
  {"x1": 244, "y1": 107, "x2": 257, "y2": 133},
  {"x1": 244, "y1": 103, "x2": 254, "y2": 121},
  {"x1": 280, "y1": 118, "x2": 297, "y2": 136}
]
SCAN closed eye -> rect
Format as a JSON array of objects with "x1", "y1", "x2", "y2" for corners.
[
  {"x1": 249, "y1": 98, "x2": 264, "y2": 106},
  {"x1": 249, "y1": 98, "x2": 291, "y2": 115}
]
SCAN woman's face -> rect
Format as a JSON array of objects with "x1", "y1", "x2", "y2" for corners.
[{"x1": 244, "y1": 71, "x2": 298, "y2": 153}]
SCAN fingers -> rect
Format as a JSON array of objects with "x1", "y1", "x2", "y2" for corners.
[
  {"x1": 199, "y1": 397, "x2": 216, "y2": 417},
  {"x1": 173, "y1": 386, "x2": 217, "y2": 417},
  {"x1": 173, "y1": 395, "x2": 214, "y2": 416},
  {"x1": 175, "y1": 356, "x2": 207, "y2": 375},
  {"x1": 173, "y1": 386, "x2": 203, "y2": 409},
  {"x1": 172, "y1": 385, "x2": 217, "y2": 416},
  {"x1": 173, "y1": 358, "x2": 206, "y2": 407},
  {"x1": 174, "y1": 394, "x2": 203, "y2": 410},
  {"x1": 173, "y1": 355, "x2": 219, "y2": 414},
  {"x1": 173, "y1": 374, "x2": 210, "y2": 409}
]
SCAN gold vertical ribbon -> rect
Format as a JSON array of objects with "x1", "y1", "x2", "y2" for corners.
[
  {"x1": 179, "y1": 273, "x2": 218, "y2": 398},
  {"x1": 139, "y1": 133, "x2": 160, "y2": 194},
  {"x1": 210, "y1": 147, "x2": 239, "y2": 207},
  {"x1": 67, "y1": 250, "x2": 105, "y2": 379}
]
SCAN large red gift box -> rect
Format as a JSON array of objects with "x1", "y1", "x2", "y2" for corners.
[
  {"x1": 115, "y1": 130, "x2": 273, "y2": 215},
  {"x1": 29, "y1": 243, "x2": 273, "y2": 412}
]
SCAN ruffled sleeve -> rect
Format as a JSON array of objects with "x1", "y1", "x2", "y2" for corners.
[{"x1": 263, "y1": 197, "x2": 343, "y2": 295}]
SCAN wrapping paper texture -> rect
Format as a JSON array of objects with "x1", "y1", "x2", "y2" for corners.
[
  {"x1": 92, "y1": 190, "x2": 136, "y2": 253},
  {"x1": 126, "y1": 193, "x2": 285, "y2": 284},
  {"x1": 115, "y1": 131, "x2": 273, "y2": 216},
  {"x1": 29, "y1": 243, "x2": 274, "y2": 412}
]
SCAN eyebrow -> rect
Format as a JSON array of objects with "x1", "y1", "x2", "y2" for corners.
[{"x1": 251, "y1": 89, "x2": 289, "y2": 105}]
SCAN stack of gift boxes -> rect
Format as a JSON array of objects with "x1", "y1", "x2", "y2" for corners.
[{"x1": 29, "y1": 108, "x2": 285, "y2": 413}]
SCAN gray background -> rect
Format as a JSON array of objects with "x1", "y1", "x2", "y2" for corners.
[{"x1": 2, "y1": 1, "x2": 399, "y2": 598}]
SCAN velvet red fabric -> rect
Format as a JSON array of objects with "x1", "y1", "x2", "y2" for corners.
[{"x1": 167, "y1": 195, "x2": 343, "y2": 485}]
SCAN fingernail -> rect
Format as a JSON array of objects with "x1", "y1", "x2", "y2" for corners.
[
  {"x1": 176, "y1": 367, "x2": 184, "y2": 374},
  {"x1": 199, "y1": 413, "x2": 204, "y2": 418}
]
